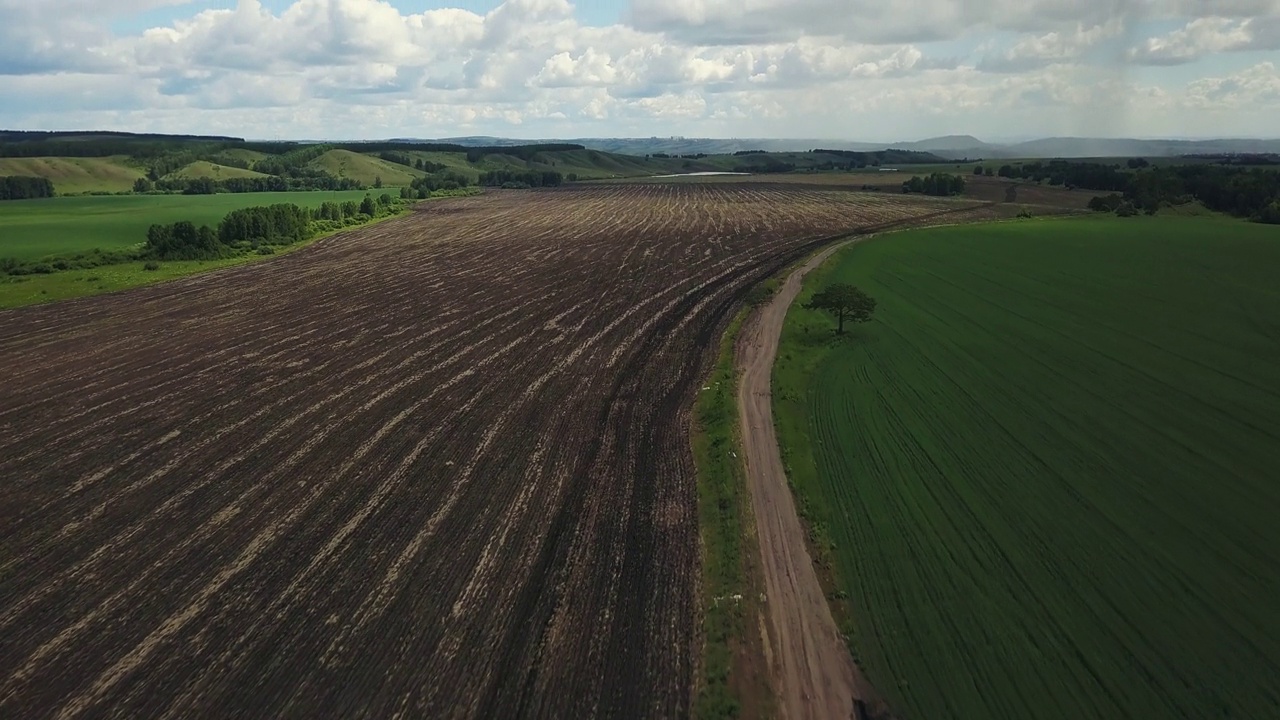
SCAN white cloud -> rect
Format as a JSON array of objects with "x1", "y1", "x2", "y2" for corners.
[
  {"x1": 978, "y1": 20, "x2": 1125, "y2": 72},
  {"x1": 1128, "y1": 16, "x2": 1280, "y2": 64},
  {"x1": 1, "y1": 0, "x2": 1279, "y2": 139},
  {"x1": 624, "y1": 0, "x2": 1277, "y2": 44},
  {"x1": 1183, "y1": 60, "x2": 1280, "y2": 107}
]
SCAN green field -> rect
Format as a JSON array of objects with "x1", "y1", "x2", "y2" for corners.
[
  {"x1": 773, "y1": 216, "x2": 1280, "y2": 719},
  {"x1": 0, "y1": 203, "x2": 408, "y2": 308},
  {"x1": 0, "y1": 191, "x2": 375, "y2": 261}
]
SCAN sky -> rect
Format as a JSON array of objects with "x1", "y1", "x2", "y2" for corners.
[{"x1": 1, "y1": 0, "x2": 1279, "y2": 141}]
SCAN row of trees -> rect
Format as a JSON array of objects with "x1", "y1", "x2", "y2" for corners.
[
  {"x1": 378, "y1": 152, "x2": 448, "y2": 173},
  {"x1": 145, "y1": 195, "x2": 399, "y2": 261},
  {"x1": 139, "y1": 175, "x2": 364, "y2": 195},
  {"x1": 902, "y1": 173, "x2": 966, "y2": 196},
  {"x1": 0, "y1": 176, "x2": 55, "y2": 200},
  {"x1": 477, "y1": 170, "x2": 564, "y2": 188},
  {"x1": 405, "y1": 171, "x2": 474, "y2": 197},
  {"x1": 997, "y1": 161, "x2": 1130, "y2": 191},
  {"x1": 1075, "y1": 163, "x2": 1280, "y2": 221},
  {"x1": 463, "y1": 144, "x2": 581, "y2": 163}
]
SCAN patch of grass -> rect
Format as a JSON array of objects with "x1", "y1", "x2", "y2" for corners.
[
  {"x1": 692, "y1": 307, "x2": 752, "y2": 719},
  {"x1": 693, "y1": 291, "x2": 784, "y2": 720},
  {"x1": 0, "y1": 190, "x2": 375, "y2": 261},
  {"x1": 773, "y1": 215, "x2": 1280, "y2": 720}
]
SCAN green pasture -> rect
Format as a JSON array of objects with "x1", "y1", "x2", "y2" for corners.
[
  {"x1": 773, "y1": 215, "x2": 1280, "y2": 719},
  {"x1": 0, "y1": 203, "x2": 408, "y2": 309},
  {"x1": 0, "y1": 191, "x2": 374, "y2": 261}
]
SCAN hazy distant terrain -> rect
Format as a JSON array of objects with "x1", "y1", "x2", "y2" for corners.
[{"x1": 411, "y1": 135, "x2": 1280, "y2": 160}]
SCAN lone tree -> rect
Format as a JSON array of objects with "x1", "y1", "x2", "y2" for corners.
[{"x1": 805, "y1": 283, "x2": 876, "y2": 334}]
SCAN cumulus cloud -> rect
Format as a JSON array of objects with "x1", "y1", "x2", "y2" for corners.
[
  {"x1": 978, "y1": 20, "x2": 1125, "y2": 72},
  {"x1": 1, "y1": 0, "x2": 1278, "y2": 138},
  {"x1": 624, "y1": 0, "x2": 1266, "y2": 44},
  {"x1": 1183, "y1": 61, "x2": 1280, "y2": 107},
  {"x1": 1127, "y1": 16, "x2": 1280, "y2": 64}
]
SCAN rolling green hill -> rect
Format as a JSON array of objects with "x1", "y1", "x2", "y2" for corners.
[
  {"x1": 308, "y1": 150, "x2": 423, "y2": 186},
  {"x1": 214, "y1": 148, "x2": 270, "y2": 167},
  {"x1": 165, "y1": 161, "x2": 271, "y2": 181},
  {"x1": 0, "y1": 156, "x2": 144, "y2": 195}
]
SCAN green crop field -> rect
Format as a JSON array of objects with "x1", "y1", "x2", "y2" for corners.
[
  {"x1": 773, "y1": 216, "x2": 1280, "y2": 720},
  {"x1": 0, "y1": 190, "x2": 375, "y2": 261}
]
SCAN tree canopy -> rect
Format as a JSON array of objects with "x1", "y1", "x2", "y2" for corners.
[
  {"x1": 805, "y1": 283, "x2": 877, "y2": 334},
  {"x1": 0, "y1": 176, "x2": 55, "y2": 200}
]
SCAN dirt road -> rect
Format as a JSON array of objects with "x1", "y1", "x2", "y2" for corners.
[{"x1": 736, "y1": 240, "x2": 873, "y2": 720}]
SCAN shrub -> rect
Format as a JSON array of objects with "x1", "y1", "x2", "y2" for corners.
[
  {"x1": 143, "y1": 261, "x2": 160, "y2": 271},
  {"x1": 1116, "y1": 201, "x2": 1139, "y2": 217}
]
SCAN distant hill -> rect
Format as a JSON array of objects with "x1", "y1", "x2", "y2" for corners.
[
  {"x1": 165, "y1": 161, "x2": 269, "y2": 181},
  {"x1": 21, "y1": 127, "x2": 1276, "y2": 196},
  {"x1": 405, "y1": 135, "x2": 1280, "y2": 160},
  {"x1": 1000, "y1": 137, "x2": 1280, "y2": 159},
  {"x1": 0, "y1": 130, "x2": 244, "y2": 144},
  {"x1": 401, "y1": 136, "x2": 887, "y2": 156},
  {"x1": 0, "y1": 156, "x2": 143, "y2": 194},
  {"x1": 307, "y1": 150, "x2": 424, "y2": 187}
]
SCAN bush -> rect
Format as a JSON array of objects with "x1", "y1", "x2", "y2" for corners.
[
  {"x1": 1088, "y1": 194, "x2": 1124, "y2": 212},
  {"x1": 1255, "y1": 200, "x2": 1280, "y2": 225},
  {"x1": 1116, "y1": 201, "x2": 1139, "y2": 217},
  {"x1": 143, "y1": 261, "x2": 160, "y2": 271}
]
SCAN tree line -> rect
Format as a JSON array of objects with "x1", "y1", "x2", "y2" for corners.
[
  {"x1": 0, "y1": 134, "x2": 585, "y2": 160},
  {"x1": 403, "y1": 171, "x2": 476, "y2": 198},
  {"x1": 378, "y1": 152, "x2": 449, "y2": 173},
  {"x1": 138, "y1": 175, "x2": 364, "y2": 195},
  {"x1": 997, "y1": 161, "x2": 1129, "y2": 191},
  {"x1": 1055, "y1": 162, "x2": 1280, "y2": 222},
  {"x1": 145, "y1": 195, "x2": 399, "y2": 261},
  {"x1": 902, "y1": 173, "x2": 966, "y2": 196},
  {"x1": 477, "y1": 170, "x2": 564, "y2": 188},
  {"x1": 813, "y1": 149, "x2": 946, "y2": 165},
  {"x1": 0, "y1": 176, "x2": 55, "y2": 200}
]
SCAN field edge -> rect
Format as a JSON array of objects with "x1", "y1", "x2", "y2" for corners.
[
  {"x1": 690, "y1": 303, "x2": 774, "y2": 720},
  {"x1": 769, "y1": 238, "x2": 875, "y2": 678},
  {"x1": 0, "y1": 205, "x2": 415, "y2": 310}
]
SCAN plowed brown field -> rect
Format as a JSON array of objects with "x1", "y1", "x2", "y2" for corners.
[{"x1": 1, "y1": 183, "x2": 992, "y2": 719}]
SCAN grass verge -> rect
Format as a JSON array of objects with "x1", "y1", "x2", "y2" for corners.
[{"x1": 692, "y1": 306, "x2": 758, "y2": 719}]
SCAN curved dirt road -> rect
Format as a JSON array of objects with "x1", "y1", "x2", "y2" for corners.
[{"x1": 736, "y1": 240, "x2": 874, "y2": 720}]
